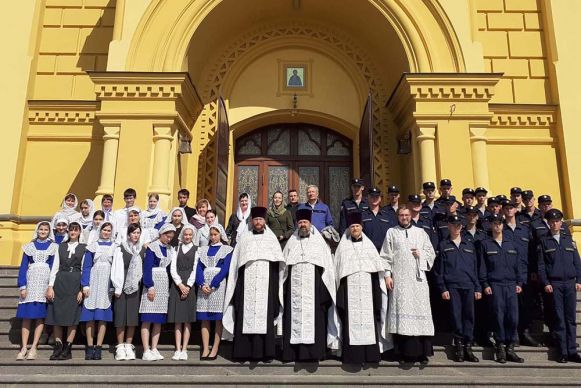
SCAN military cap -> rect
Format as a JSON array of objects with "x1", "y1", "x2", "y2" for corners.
[
  {"x1": 496, "y1": 194, "x2": 508, "y2": 202},
  {"x1": 462, "y1": 188, "x2": 475, "y2": 196},
  {"x1": 440, "y1": 179, "x2": 452, "y2": 188},
  {"x1": 522, "y1": 190, "x2": 534, "y2": 200},
  {"x1": 447, "y1": 215, "x2": 463, "y2": 225},
  {"x1": 545, "y1": 208, "x2": 564, "y2": 221},
  {"x1": 474, "y1": 187, "x2": 488, "y2": 195},
  {"x1": 368, "y1": 187, "x2": 381, "y2": 196},
  {"x1": 501, "y1": 199, "x2": 516, "y2": 208},
  {"x1": 423, "y1": 181, "x2": 436, "y2": 190},
  {"x1": 510, "y1": 187, "x2": 523, "y2": 195},
  {"x1": 443, "y1": 195, "x2": 457, "y2": 206},
  {"x1": 464, "y1": 205, "x2": 479, "y2": 214},
  {"x1": 408, "y1": 194, "x2": 422, "y2": 203},
  {"x1": 351, "y1": 178, "x2": 364, "y2": 186},
  {"x1": 538, "y1": 194, "x2": 552, "y2": 204},
  {"x1": 488, "y1": 214, "x2": 504, "y2": 223},
  {"x1": 387, "y1": 185, "x2": 400, "y2": 193},
  {"x1": 487, "y1": 196, "x2": 499, "y2": 206}
]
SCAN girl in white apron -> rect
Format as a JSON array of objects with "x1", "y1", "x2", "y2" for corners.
[
  {"x1": 195, "y1": 225, "x2": 233, "y2": 360},
  {"x1": 140, "y1": 223, "x2": 177, "y2": 361},
  {"x1": 16, "y1": 221, "x2": 58, "y2": 360},
  {"x1": 141, "y1": 193, "x2": 167, "y2": 240},
  {"x1": 51, "y1": 193, "x2": 80, "y2": 225},
  {"x1": 80, "y1": 221, "x2": 117, "y2": 360}
]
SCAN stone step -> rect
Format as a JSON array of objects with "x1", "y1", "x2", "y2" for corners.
[
  {"x1": 0, "y1": 344, "x2": 562, "y2": 362},
  {"x1": 0, "y1": 287, "x2": 19, "y2": 297},
  {"x1": 0, "y1": 374, "x2": 578, "y2": 387},
  {"x1": 0, "y1": 266, "x2": 19, "y2": 276},
  {"x1": 1, "y1": 359, "x2": 580, "y2": 378},
  {"x1": 0, "y1": 277, "x2": 17, "y2": 287}
]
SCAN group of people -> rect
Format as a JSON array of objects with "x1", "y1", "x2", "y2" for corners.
[{"x1": 14, "y1": 179, "x2": 581, "y2": 366}]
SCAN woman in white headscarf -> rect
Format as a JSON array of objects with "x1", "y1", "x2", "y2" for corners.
[
  {"x1": 190, "y1": 199, "x2": 212, "y2": 229},
  {"x1": 74, "y1": 199, "x2": 95, "y2": 231},
  {"x1": 225, "y1": 193, "x2": 251, "y2": 247},
  {"x1": 52, "y1": 193, "x2": 80, "y2": 225},
  {"x1": 79, "y1": 221, "x2": 117, "y2": 361},
  {"x1": 165, "y1": 207, "x2": 190, "y2": 248},
  {"x1": 111, "y1": 222, "x2": 145, "y2": 361},
  {"x1": 195, "y1": 209, "x2": 228, "y2": 247},
  {"x1": 142, "y1": 193, "x2": 167, "y2": 239},
  {"x1": 82, "y1": 210, "x2": 105, "y2": 245}
]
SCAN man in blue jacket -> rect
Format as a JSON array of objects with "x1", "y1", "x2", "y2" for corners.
[
  {"x1": 434, "y1": 215, "x2": 481, "y2": 362},
  {"x1": 298, "y1": 185, "x2": 333, "y2": 232},
  {"x1": 478, "y1": 214, "x2": 527, "y2": 364},
  {"x1": 537, "y1": 209, "x2": 581, "y2": 363}
]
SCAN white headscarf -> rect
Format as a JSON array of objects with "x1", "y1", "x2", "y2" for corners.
[
  {"x1": 235, "y1": 194, "x2": 252, "y2": 237},
  {"x1": 178, "y1": 224, "x2": 197, "y2": 243},
  {"x1": 122, "y1": 224, "x2": 144, "y2": 295},
  {"x1": 167, "y1": 207, "x2": 189, "y2": 227},
  {"x1": 76, "y1": 199, "x2": 95, "y2": 228},
  {"x1": 58, "y1": 193, "x2": 78, "y2": 216},
  {"x1": 97, "y1": 221, "x2": 116, "y2": 243},
  {"x1": 31, "y1": 221, "x2": 55, "y2": 242},
  {"x1": 142, "y1": 197, "x2": 165, "y2": 221}
]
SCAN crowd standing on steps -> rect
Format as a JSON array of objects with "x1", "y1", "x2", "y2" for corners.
[{"x1": 14, "y1": 179, "x2": 581, "y2": 366}]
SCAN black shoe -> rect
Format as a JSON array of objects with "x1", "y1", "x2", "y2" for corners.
[
  {"x1": 58, "y1": 342, "x2": 72, "y2": 360},
  {"x1": 520, "y1": 330, "x2": 542, "y2": 347},
  {"x1": 495, "y1": 344, "x2": 507, "y2": 364},
  {"x1": 506, "y1": 343, "x2": 524, "y2": 363},
  {"x1": 49, "y1": 341, "x2": 63, "y2": 360},
  {"x1": 93, "y1": 346, "x2": 102, "y2": 360},
  {"x1": 464, "y1": 344, "x2": 480, "y2": 363},
  {"x1": 557, "y1": 355, "x2": 568, "y2": 363},
  {"x1": 85, "y1": 345, "x2": 95, "y2": 360},
  {"x1": 567, "y1": 353, "x2": 581, "y2": 363},
  {"x1": 453, "y1": 337, "x2": 464, "y2": 362}
]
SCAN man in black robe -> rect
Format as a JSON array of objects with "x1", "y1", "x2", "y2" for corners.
[
  {"x1": 281, "y1": 208, "x2": 338, "y2": 362},
  {"x1": 334, "y1": 211, "x2": 392, "y2": 364},
  {"x1": 222, "y1": 206, "x2": 285, "y2": 361}
]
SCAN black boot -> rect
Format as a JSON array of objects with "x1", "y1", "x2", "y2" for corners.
[
  {"x1": 453, "y1": 337, "x2": 464, "y2": 362},
  {"x1": 49, "y1": 341, "x2": 63, "y2": 360},
  {"x1": 464, "y1": 343, "x2": 480, "y2": 362},
  {"x1": 520, "y1": 329, "x2": 541, "y2": 347},
  {"x1": 58, "y1": 342, "x2": 73, "y2": 360},
  {"x1": 85, "y1": 345, "x2": 94, "y2": 360},
  {"x1": 506, "y1": 343, "x2": 524, "y2": 363},
  {"x1": 495, "y1": 343, "x2": 507, "y2": 364},
  {"x1": 93, "y1": 345, "x2": 102, "y2": 360}
]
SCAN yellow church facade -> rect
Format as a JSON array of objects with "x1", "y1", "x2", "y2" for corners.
[{"x1": 1, "y1": 0, "x2": 580, "y2": 264}]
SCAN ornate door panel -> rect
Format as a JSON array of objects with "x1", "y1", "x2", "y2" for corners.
[{"x1": 235, "y1": 124, "x2": 352, "y2": 215}]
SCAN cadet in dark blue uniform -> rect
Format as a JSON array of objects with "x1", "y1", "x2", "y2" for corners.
[
  {"x1": 421, "y1": 181, "x2": 439, "y2": 223},
  {"x1": 474, "y1": 187, "x2": 489, "y2": 219},
  {"x1": 478, "y1": 196, "x2": 501, "y2": 235},
  {"x1": 408, "y1": 194, "x2": 438, "y2": 251},
  {"x1": 462, "y1": 206, "x2": 487, "y2": 245},
  {"x1": 478, "y1": 214, "x2": 526, "y2": 363},
  {"x1": 338, "y1": 178, "x2": 369, "y2": 235},
  {"x1": 517, "y1": 190, "x2": 541, "y2": 227},
  {"x1": 434, "y1": 215, "x2": 481, "y2": 362},
  {"x1": 434, "y1": 196, "x2": 465, "y2": 243},
  {"x1": 510, "y1": 187, "x2": 525, "y2": 213},
  {"x1": 501, "y1": 199, "x2": 541, "y2": 347},
  {"x1": 434, "y1": 179, "x2": 454, "y2": 209},
  {"x1": 537, "y1": 209, "x2": 581, "y2": 363},
  {"x1": 361, "y1": 187, "x2": 393, "y2": 252},
  {"x1": 383, "y1": 185, "x2": 400, "y2": 226},
  {"x1": 459, "y1": 188, "x2": 476, "y2": 213}
]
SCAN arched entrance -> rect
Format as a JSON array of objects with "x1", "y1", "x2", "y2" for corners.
[{"x1": 234, "y1": 123, "x2": 352, "y2": 223}]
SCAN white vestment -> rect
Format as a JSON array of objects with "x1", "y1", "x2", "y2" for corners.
[
  {"x1": 335, "y1": 232, "x2": 393, "y2": 352},
  {"x1": 222, "y1": 226, "x2": 285, "y2": 340},
  {"x1": 380, "y1": 225, "x2": 436, "y2": 336},
  {"x1": 282, "y1": 227, "x2": 339, "y2": 349}
]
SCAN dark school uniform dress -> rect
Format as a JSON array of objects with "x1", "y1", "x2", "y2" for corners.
[
  {"x1": 168, "y1": 244, "x2": 198, "y2": 324},
  {"x1": 113, "y1": 244, "x2": 145, "y2": 328}
]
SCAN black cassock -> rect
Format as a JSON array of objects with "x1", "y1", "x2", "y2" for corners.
[
  {"x1": 282, "y1": 265, "x2": 332, "y2": 362},
  {"x1": 336, "y1": 273, "x2": 382, "y2": 364},
  {"x1": 232, "y1": 261, "x2": 280, "y2": 361}
]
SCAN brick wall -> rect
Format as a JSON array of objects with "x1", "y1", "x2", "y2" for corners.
[
  {"x1": 34, "y1": 0, "x2": 115, "y2": 100},
  {"x1": 474, "y1": 0, "x2": 550, "y2": 104}
]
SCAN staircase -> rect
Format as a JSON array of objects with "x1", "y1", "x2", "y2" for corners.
[{"x1": 1, "y1": 265, "x2": 580, "y2": 386}]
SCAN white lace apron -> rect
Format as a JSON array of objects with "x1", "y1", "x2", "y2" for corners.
[
  {"x1": 84, "y1": 244, "x2": 114, "y2": 310},
  {"x1": 19, "y1": 243, "x2": 57, "y2": 304},
  {"x1": 139, "y1": 245, "x2": 172, "y2": 314},
  {"x1": 197, "y1": 246, "x2": 230, "y2": 313}
]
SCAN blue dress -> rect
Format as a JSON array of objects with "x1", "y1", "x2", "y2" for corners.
[
  {"x1": 16, "y1": 240, "x2": 56, "y2": 319},
  {"x1": 195, "y1": 245, "x2": 233, "y2": 321},
  {"x1": 79, "y1": 241, "x2": 115, "y2": 322},
  {"x1": 140, "y1": 245, "x2": 171, "y2": 323},
  {"x1": 54, "y1": 234, "x2": 66, "y2": 244}
]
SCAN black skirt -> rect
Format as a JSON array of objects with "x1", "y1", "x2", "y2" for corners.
[
  {"x1": 113, "y1": 290, "x2": 140, "y2": 327},
  {"x1": 167, "y1": 269, "x2": 197, "y2": 324},
  {"x1": 46, "y1": 271, "x2": 82, "y2": 327}
]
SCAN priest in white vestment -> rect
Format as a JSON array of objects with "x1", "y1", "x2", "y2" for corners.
[
  {"x1": 281, "y1": 208, "x2": 338, "y2": 362},
  {"x1": 381, "y1": 205, "x2": 436, "y2": 364},
  {"x1": 222, "y1": 206, "x2": 285, "y2": 361},
  {"x1": 335, "y1": 211, "x2": 392, "y2": 364}
]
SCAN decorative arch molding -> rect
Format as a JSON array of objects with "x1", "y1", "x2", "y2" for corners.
[
  {"x1": 194, "y1": 21, "x2": 389, "y2": 201},
  {"x1": 126, "y1": 0, "x2": 465, "y2": 73}
]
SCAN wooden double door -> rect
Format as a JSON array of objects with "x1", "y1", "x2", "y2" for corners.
[{"x1": 234, "y1": 124, "x2": 353, "y2": 224}]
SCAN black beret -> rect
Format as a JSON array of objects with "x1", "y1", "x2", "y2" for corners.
[
  {"x1": 296, "y1": 208, "x2": 312, "y2": 222},
  {"x1": 250, "y1": 206, "x2": 267, "y2": 219}
]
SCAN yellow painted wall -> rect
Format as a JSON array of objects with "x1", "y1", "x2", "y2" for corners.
[{"x1": 474, "y1": 0, "x2": 551, "y2": 104}]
